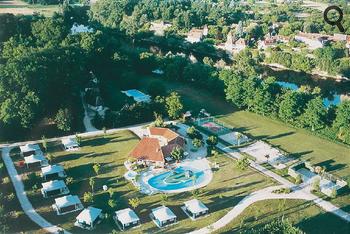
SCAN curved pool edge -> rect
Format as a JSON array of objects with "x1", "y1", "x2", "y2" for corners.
[{"x1": 143, "y1": 159, "x2": 213, "y2": 194}]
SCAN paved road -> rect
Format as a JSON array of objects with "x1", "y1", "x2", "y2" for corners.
[
  {"x1": 189, "y1": 185, "x2": 313, "y2": 234},
  {"x1": 1, "y1": 147, "x2": 70, "y2": 234}
]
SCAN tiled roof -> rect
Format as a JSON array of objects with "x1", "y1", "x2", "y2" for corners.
[
  {"x1": 129, "y1": 138, "x2": 164, "y2": 162},
  {"x1": 149, "y1": 127, "x2": 179, "y2": 142}
]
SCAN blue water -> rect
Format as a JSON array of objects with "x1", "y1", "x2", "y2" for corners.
[
  {"x1": 276, "y1": 81, "x2": 341, "y2": 107},
  {"x1": 125, "y1": 89, "x2": 148, "y2": 98},
  {"x1": 148, "y1": 166, "x2": 205, "y2": 191}
]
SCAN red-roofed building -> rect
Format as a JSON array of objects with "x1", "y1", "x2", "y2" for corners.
[{"x1": 129, "y1": 127, "x2": 185, "y2": 166}]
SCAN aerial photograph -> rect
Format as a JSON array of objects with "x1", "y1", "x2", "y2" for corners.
[{"x1": 0, "y1": 0, "x2": 349, "y2": 233}]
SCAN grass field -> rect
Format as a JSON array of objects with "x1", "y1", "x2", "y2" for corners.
[
  {"x1": 6, "y1": 129, "x2": 349, "y2": 233},
  {"x1": 135, "y1": 75, "x2": 350, "y2": 210},
  {"x1": 0, "y1": 0, "x2": 59, "y2": 16},
  {"x1": 15, "y1": 130, "x2": 276, "y2": 233},
  {"x1": 216, "y1": 199, "x2": 350, "y2": 234},
  {"x1": 0, "y1": 157, "x2": 43, "y2": 233}
]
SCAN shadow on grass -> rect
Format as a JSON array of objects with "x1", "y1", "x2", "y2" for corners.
[
  {"x1": 290, "y1": 150, "x2": 314, "y2": 159},
  {"x1": 315, "y1": 159, "x2": 347, "y2": 173},
  {"x1": 266, "y1": 131, "x2": 296, "y2": 140},
  {"x1": 296, "y1": 208, "x2": 350, "y2": 234}
]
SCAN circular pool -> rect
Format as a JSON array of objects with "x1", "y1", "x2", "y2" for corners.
[{"x1": 147, "y1": 166, "x2": 207, "y2": 192}]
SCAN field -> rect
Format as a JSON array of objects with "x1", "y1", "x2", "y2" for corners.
[
  {"x1": 14, "y1": 130, "x2": 276, "y2": 233},
  {"x1": 0, "y1": 0, "x2": 59, "y2": 16},
  {"x1": 4, "y1": 129, "x2": 349, "y2": 233},
  {"x1": 134, "y1": 75, "x2": 350, "y2": 210},
  {"x1": 216, "y1": 199, "x2": 350, "y2": 234},
  {"x1": 0, "y1": 157, "x2": 43, "y2": 233}
]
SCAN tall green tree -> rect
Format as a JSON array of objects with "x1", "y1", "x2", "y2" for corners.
[
  {"x1": 299, "y1": 97, "x2": 327, "y2": 131},
  {"x1": 165, "y1": 92, "x2": 183, "y2": 119}
]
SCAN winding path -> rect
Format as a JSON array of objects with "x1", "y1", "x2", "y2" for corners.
[
  {"x1": 2, "y1": 121, "x2": 350, "y2": 233},
  {"x1": 1, "y1": 147, "x2": 70, "y2": 234}
]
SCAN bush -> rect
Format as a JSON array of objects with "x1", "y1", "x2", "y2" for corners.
[
  {"x1": 234, "y1": 156, "x2": 250, "y2": 170},
  {"x1": 83, "y1": 192, "x2": 94, "y2": 203},
  {"x1": 272, "y1": 187, "x2": 291, "y2": 194}
]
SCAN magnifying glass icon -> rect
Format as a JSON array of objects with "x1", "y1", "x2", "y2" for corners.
[{"x1": 324, "y1": 5, "x2": 345, "y2": 33}]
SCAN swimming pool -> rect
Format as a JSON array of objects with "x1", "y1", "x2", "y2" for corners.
[
  {"x1": 147, "y1": 166, "x2": 206, "y2": 192},
  {"x1": 122, "y1": 89, "x2": 151, "y2": 103}
]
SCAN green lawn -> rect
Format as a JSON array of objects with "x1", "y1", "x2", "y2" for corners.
[
  {"x1": 216, "y1": 199, "x2": 350, "y2": 234},
  {"x1": 17, "y1": 130, "x2": 275, "y2": 233},
  {"x1": 135, "y1": 75, "x2": 350, "y2": 211},
  {"x1": 0, "y1": 157, "x2": 43, "y2": 233},
  {"x1": 7, "y1": 129, "x2": 349, "y2": 233}
]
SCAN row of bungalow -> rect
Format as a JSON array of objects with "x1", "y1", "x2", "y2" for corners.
[
  {"x1": 115, "y1": 199, "x2": 209, "y2": 231},
  {"x1": 75, "y1": 198, "x2": 209, "y2": 231}
]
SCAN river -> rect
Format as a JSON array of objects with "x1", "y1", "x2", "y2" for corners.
[
  {"x1": 138, "y1": 42, "x2": 350, "y2": 108},
  {"x1": 266, "y1": 67, "x2": 350, "y2": 107}
]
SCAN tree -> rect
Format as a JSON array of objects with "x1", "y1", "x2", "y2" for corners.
[
  {"x1": 89, "y1": 177, "x2": 95, "y2": 193},
  {"x1": 171, "y1": 146, "x2": 184, "y2": 162},
  {"x1": 278, "y1": 91, "x2": 306, "y2": 124},
  {"x1": 83, "y1": 192, "x2": 93, "y2": 203},
  {"x1": 333, "y1": 101, "x2": 350, "y2": 143},
  {"x1": 108, "y1": 199, "x2": 117, "y2": 208},
  {"x1": 299, "y1": 97, "x2": 327, "y2": 131},
  {"x1": 160, "y1": 193, "x2": 168, "y2": 205},
  {"x1": 90, "y1": 0, "x2": 126, "y2": 28},
  {"x1": 311, "y1": 178, "x2": 320, "y2": 192},
  {"x1": 295, "y1": 174, "x2": 302, "y2": 185},
  {"x1": 192, "y1": 138, "x2": 202, "y2": 149},
  {"x1": 206, "y1": 135, "x2": 218, "y2": 147},
  {"x1": 47, "y1": 153, "x2": 54, "y2": 164},
  {"x1": 128, "y1": 197, "x2": 140, "y2": 209},
  {"x1": 93, "y1": 163, "x2": 101, "y2": 176},
  {"x1": 255, "y1": 218, "x2": 304, "y2": 234},
  {"x1": 234, "y1": 156, "x2": 250, "y2": 170},
  {"x1": 206, "y1": 135, "x2": 218, "y2": 155},
  {"x1": 165, "y1": 92, "x2": 183, "y2": 119},
  {"x1": 41, "y1": 135, "x2": 47, "y2": 152},
  {"x1": 55, "y1": 108, "x2": 73, "y2": 132},
  {"x1": 148, "y1": 81, "x2": 166, "y2": 97},
  {"x1": 153, "y1": 113, "x2": 164, "y2": 127},
  {"x1": 107, "y1": 188, "x2": 114, "y2": 198}
]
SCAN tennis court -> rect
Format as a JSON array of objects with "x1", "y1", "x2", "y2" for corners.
[{"x1": 196, "y1": 117, "x2": 231, "y2": 135}]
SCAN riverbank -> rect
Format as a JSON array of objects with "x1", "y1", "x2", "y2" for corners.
[{"x1": 265, "y1": 63, "x2": 350, "y2": 82}]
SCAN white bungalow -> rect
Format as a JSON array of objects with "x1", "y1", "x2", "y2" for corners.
[
  {"x1": 150, "y1": 206, "x2": 177, "y2": 228},
  {"x1": 41, "y1": 164, "x2": 67, "y2": 180},
  {"x1": 182, "y1": 199, "x2": 209, "y2": 220},
  {"x1": 62, "y1": 137, "x2": 79, "y2": 151},
  {"x1": 74, "y1": 207, "x2": 103, "y2": 230},
  {"x1": 24, "y1": 152, "x2": 48, "y2": 168},
  {"x1": 114, "y1": 208, "x2": 141, "y2": 230},
  {"x1": 20, "y1": 144, "x2": 41, "y2": 157},
  {"x1": 41, "y1": 180, "x2": 69, "y2": 198},
  {"x1": 52, "y1": 195, "x2": 83, "y2": 215}
]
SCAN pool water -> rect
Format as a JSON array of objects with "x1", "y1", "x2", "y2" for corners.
[{"x1": 148, "y1": 166, "x2": 205, "y2": 191}]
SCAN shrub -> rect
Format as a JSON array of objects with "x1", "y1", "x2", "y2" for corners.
[
  {"x1": 65, "y1": 177, "x2": 74, "y2": 185},
  {"x1": 311, "y1": 178, "x2": 321, "y2": 192},
  {"x1": 6, "y1": 193, "x2": 15, "y2": 201},
  {"x1": 108, "y1": 199, "x2": 117, "y2": 208},
  {"x1": 83, "y1": 192, "x2": 94, "y2": 203},
  {"x1": 234, "y1": 156, "x2": 250, "y2": 170},
  {"x1": 272, "y1": 187, "x2": 291, "y2": 194},
  {"x1": 295, "y1": 174, "x2": 302, "y2": 184},
  {"x1": 128, "y1": 197, "x2": 140, "y2": 209}
]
